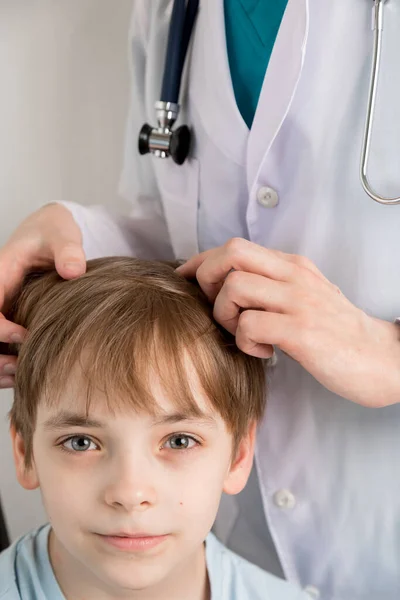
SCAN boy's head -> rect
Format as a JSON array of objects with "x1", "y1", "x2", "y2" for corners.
[{"x1": 8, "y1": 257, "x2": 266, "y2": 595}]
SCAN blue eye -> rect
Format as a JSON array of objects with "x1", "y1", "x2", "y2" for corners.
[
  {"x1": 62, "y1": 436, "x2": 98, "y2": 452},
  {"x1": 165, "y1": 434, "x2": 198, "y2": 450}
]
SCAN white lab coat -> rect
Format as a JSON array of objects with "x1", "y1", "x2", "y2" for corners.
[{"x1": 62, "y1": 1, "x2": 400, "y2": 599}]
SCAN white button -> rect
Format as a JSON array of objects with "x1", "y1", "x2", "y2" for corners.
[
  {"x1": 273, "y1": 489, "x2": 296, "y2": 509},
  {"x1": 257, "y1": 186, "x2": 279, "y2": 208},
  {"x1": 304, "y1": 586, "x2": 320, "y2": 599}
]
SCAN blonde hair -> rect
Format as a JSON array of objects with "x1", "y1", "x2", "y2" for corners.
[{"x1": 8, "y1": 257, "x2": 266, "y2": 467}]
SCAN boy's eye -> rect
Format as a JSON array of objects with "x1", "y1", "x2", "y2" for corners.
[
  {"x1": 164, "y1": 434, "x2": 198, "y2": 450},
  {"x1": 62, "y1": 436, "x2": 98, "y2": 452}
]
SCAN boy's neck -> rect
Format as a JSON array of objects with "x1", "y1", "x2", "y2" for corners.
[{"x1": 49, "y1": 529, "x2": 211, "y2": 600}]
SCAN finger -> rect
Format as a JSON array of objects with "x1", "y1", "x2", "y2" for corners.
[
  {"x1": 179, "y1": 239, "x2": 293, "y2": 300},
  {"x1": 213, "y1": 272, "x2": 290, "y2": 335},
  {"x1": 175, "y1": 248, "x2": 214, "y2": 278},
  {"x1": 0, "y1": 355, "x2": 17, "y2": 376},
  {"x1": 235, "y1": 310, "x2": 292, "y2": 358},
  {"x1": 0, "y1": 375, "x2": 15, "y2": 389},
  {"x1": 178, "y1": 242, "x2": 327, "y2": 282},
  {"x1": 269, "y1": 249, "x2": 329, "y2": 283},
  {"x1": 43, "y1": 205, "x2": 87, "y2": 279},
  {"x1": 51, "y1": 239, "x2": 86, "y2": 280},
  {"x1": 0, "y1": 314, "x2": 27, "y2": 344},
  {"x1": 199, "y1": 241, "x2": 294, "y2": 301},
  {"x1": 177, "y1": 248, "x2": 227, "y2": 300},
  {"x1": 180, "y1": 239, "x2": 317, "y2": 302},
  {"x1": 0, "y1": 248, "x2": 29, "y2": 310}
]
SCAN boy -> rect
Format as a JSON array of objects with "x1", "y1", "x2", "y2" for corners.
[{"x1": 0, "y1": 257, "x2": 306, "y2": 599}]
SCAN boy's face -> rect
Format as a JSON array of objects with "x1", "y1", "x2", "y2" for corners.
[{"x1": 12, "y1": 366, "x2": 255, "y2": 597}]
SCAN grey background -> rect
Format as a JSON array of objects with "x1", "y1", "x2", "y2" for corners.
[{"x1": 0, "y1": 0, "x2": 133, "y2": 542}]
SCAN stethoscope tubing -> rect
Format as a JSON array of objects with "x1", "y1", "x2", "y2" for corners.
[
  {"x1": 148, "y1": 0, "x2": 400, "y2": 205},
  {"x1": 161, "y1": 0, "x2": 199, "y2": 103},
  {"x1": 360, "y1": 0, "x2": 400, "y2": 204}
]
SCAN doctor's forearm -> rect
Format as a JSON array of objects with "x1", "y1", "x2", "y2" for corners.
[{"x1": 59, "y1": 201, "x2": 174, "y2": 262}]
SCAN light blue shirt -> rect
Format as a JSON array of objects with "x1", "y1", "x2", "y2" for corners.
[{"x1": 0, "y1": 524, "x2": 306, "y2": 599}]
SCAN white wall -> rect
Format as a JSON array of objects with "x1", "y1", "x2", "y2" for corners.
[{"x1": 0, "y1": 0, "x2": 133, "y2": 542}]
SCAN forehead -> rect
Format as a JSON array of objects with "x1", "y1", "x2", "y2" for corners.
[{"x1": 35, "y1": 363, "x2": 220, "y2": 426}]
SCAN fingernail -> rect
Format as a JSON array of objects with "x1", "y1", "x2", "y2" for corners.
[
  {"x1": 175, "y1": 259, "x2": 187, "y2": 271},
  {"x1": 0, "y1": 377, "x2": 14, "y2": 388},
  {"x1": 10, "y1": 333, "x2": 23, "y2": 344},
  {"x1": 3, "y1": 363, "x2": 16, "y2": 375},
  {"x1": 63, "y1": 262, "x2": 84, "y2": 274}
]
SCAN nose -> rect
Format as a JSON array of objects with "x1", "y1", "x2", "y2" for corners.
[{"x1": 103, "y1": 455, "x2": 158, "y2": 513}]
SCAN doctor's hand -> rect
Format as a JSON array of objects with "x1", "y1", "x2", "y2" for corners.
[
  {"x1": 0, "y1": 203, "x2": 86, "y2": 388},
  {"x1": 177, "y1": 238, "x2": 400, "y2": 408}
]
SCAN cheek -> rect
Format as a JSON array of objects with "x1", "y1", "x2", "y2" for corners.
[
  {"x1": 33, "y1": 451, "x2": 93, "y2": 522},
  {"x1": 172, "y1": 454, "x2": 230, "y2": 522}
]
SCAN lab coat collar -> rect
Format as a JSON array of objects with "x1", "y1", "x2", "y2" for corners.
[
  {"x1": 189, "y1": 0, "x2": 249, "y2": 167},
  {"x1": 189, "y1": 0, "x2": 309, "y2": 187},
  {"x1": 246, "y1": 0, "x2": 309, "y2": 193}
]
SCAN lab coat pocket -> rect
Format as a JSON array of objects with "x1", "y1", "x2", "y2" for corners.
[{"x1": 153, "y1": 157, "x2": 200, "y2": 260}]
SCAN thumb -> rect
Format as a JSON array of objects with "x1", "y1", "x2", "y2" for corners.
[
  {"x1": 53, "y1": 241, "x2": 87, "y2": 279},
  {"x1": 45, "y1": 204, "x2": 87, "y2": 279}
]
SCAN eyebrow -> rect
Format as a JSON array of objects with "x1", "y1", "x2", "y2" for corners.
[
  {"x1": 42, "y1": 410, "x2": 217, "y2": 431},
  {"x1": 43, "y1": 412, "x2": 105, "y2": 431},
  {"x1": 151, "y1": 412, "x2": 218, "y2": 428}
]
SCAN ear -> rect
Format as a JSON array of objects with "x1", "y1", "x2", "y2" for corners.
[
  {"x1": 222, "y1": 422, "x2": 256, "y2": 496},
  {"x1": 10, "y1": 426, "x2": 39, "y2": 490}
]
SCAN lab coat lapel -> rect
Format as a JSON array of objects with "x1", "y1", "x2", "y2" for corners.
[
  {"x1": 153, "y1": 157, "x2": 200, "y2": 260},
  {"x1": 189, "y1": 0, "x2": 249, "y2": 166},
  {"x1": 155, "y1": 0, "x2": 249, "y2": 261},
  {"x1": 146, "y1": 2, "x2": 200, "y2": 261},
  {"x1": 246, "y1": 0, "x2": 309, "y2": 193}
]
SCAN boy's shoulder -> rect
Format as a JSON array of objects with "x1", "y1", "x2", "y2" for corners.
[
  {"x1": 206, "y1": 533, "x2": 308, "y2": 600},
  {"x1": 0, "y1": 529, "x2": 31, "y2": 599},
  {"x1": 0, "y1": 524, "x2": 59, "y2": 600},
  {"x1": 0, "y1": 538, "x2": 17, "y2": 599}
]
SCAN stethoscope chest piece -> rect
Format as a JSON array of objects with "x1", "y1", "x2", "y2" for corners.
[
  {"x1": 138, "y1": 101, "x2": 191, "y2": 165},
  {"x1": 138, "y1": 0, "x2": 199, "y2": 166}
]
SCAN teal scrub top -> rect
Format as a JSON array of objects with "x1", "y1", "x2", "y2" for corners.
[{"x1": 224, "y1": 0, "x2": 289, "y2": 128}]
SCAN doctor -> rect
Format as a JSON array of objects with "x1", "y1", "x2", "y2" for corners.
[{"x1": 1, "y1": 1, "x2": 400, "y2": 598}]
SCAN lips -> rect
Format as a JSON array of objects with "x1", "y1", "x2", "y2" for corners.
[
  {"x1": 96, "y1": 532, "x2": 169, "y2": 552},
  {"x1": 107, "y1": 532, "x2": 160, "y2": 538}
]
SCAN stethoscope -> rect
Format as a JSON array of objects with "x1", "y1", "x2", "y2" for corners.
[
  {"x1": 361, "y1": 0, "x2": 400, "y2": 204},
  {"x1": 139, "y1": 0, "x2": 399, "y2": 205},
  {"x1": 138, "y1": 0, "x2": 199, "y2": 165}
]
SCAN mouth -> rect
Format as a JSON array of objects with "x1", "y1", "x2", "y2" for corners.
[{"x1": 95, "y1": 532, "x2": 170, "y2": 552}]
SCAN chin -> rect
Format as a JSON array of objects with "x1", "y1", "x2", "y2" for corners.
[{"x1": 93, "y1": 561, "x2": 171, "y2": 593}]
